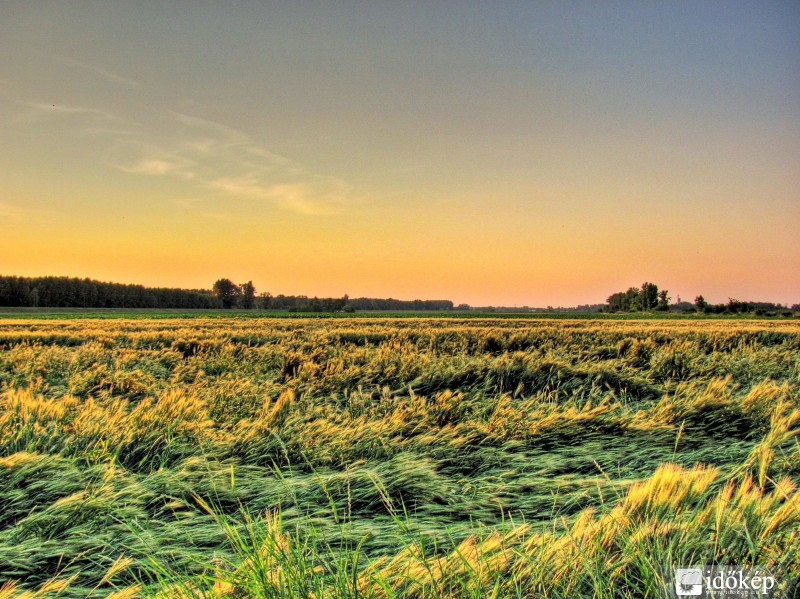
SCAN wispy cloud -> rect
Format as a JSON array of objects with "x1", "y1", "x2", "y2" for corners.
[
  {"x1": 172, "y1": 198, "x2": 202, "y2": 210},
  {"x1": 23, "y1": 102, "x2": 114, "y2": 121},
  {"x1": 0, "y1": 199, "x2": 41, "y2": 221},
  {"x1": 209, "y1": 178, "x2": 348, "y2": 215},
  {"x1": 13, "y1": 86, "x2": 353, "y2": 216},
  {"x1": 119, "y1": 154, "x2": 195, "y2": 179},
  {"x1": 267, "y1": 183, "x2": 350, "y2": 215},
  {"x1": 171, "y1": 198, "x2": 236, "y2": 222},
  {"x1": 113, "y1": 111, "x2": 352, "y2": 215},
  {"x1": 57, "y1": 57, "x2": 138, "y2": 87}
]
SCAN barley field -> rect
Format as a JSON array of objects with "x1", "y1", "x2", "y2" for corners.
[{"x1": 0, "y1": 317, "x2": 798, "y2": 598}]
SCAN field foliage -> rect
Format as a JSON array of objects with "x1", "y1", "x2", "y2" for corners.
[{"x1": 0, "y1": 318, "x2": 798, "y2": 597}]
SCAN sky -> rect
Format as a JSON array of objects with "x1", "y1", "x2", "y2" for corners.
[{"x1": 1, "y1": 2, "x2": 798, "y2": 307}]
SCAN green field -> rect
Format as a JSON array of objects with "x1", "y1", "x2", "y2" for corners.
[
  {"x1": 1, "y1": 317, "x2": 798, "y2": 597},
  {"x1": 0, "y1": 307, "x2": 791, "y2": 320}
]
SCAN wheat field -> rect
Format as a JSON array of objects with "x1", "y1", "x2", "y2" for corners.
[{"x1": 0, "y1": 317, "x2": 798, "y2": 597}]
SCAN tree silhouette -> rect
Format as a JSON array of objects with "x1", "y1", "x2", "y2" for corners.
[
  {"x1": 640, "y1": 282, "x2": 659, "y2": 311},
  {"x1": 212, "y1": 278, "x2": 240, "y2": 309},
  {"x1": 694, "y1": 295, "x2": 707, "y2": 312},
  {"x1": 240, "y1": 281, "x2": 256, "y2": 309}
]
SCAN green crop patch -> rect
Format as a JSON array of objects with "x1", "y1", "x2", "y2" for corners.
[{"x1": 0, "y1": 318, "x2": 798, "y2": 597}]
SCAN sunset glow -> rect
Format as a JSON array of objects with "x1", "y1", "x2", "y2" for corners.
[{"x1": 2, "y1": 3, "x2": 798, "y2": 306}]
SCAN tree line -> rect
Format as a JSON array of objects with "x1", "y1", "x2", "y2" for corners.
[
  {"x1": 0, "y1": 275, "x2": 456, "y2": 312},
  {"x1": 212, "y1": 278, "x2": 454, "y2": 312},
  {"x1": 606, "y1": 282, "x2": 670, "y2": 312},
  {"x1": 606, "y1": 281, "x2": 797, "y2": 315},
  {"x1": 690, "y1": 295, "x2": 795, "y2": 316},
  {"x1": 3, "y1": 274, "x2": 794, "y2": 314},
  {"x1": 0, "y1": 275, "x2": 219, "y2": 309}
]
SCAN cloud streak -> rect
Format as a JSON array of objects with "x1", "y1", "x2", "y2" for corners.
[
  {"x1": 0, "y1": 199, "x2": 45, "y2": 221},
  {"x1": 117, "y1": 150, "x2": 196, "y2": 179},
  {"x1": 57, "y1": 57, "x2": 138, "y2": 87},
  {"x1": 22, "y1": 102, "x2": 114, "y2": 122},
  {"x1": 112, "y1": 110, "x2": 352, "y2": 215},
  {"x1": 11, "y1": 78, "x2": 353, "y2": 216},
  {"x1": 209, "y1": 179, "x2": 349, "y2": 215}
]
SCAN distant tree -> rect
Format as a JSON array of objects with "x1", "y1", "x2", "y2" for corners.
[
  {"x1": 625, "y1": 287, "x2": 641, "y2": 311},
  {"x1": 694, "y1": 295, "x2": 707, "y2": 311},
  {"x1": 606, "y1": 292, "x2": 628, "y2": 312},
  {"x1": 728, "y1": 298, "x2": 749, "y2": 314},
  {"x1": 0, "y1": 276, "x2": 32, "y2": 306},
  {"x1": 320, "y1": 295, "x2": 350, "y2": 312},
  {"x1": 258, "y1": 291, "x2": 273, "y2": 309},
  {"x1": 640, "y1": 282, "x2": 659, "y2": 311},
  {"x1": 212, "y1": 278, "x2": 240, "y2": 309},
  {"x1": 240, "y1": 281, "x2": 256, "y2": 309},
  {"x1": 657, "y1": 289, "x2": 670, "y2": 311},
  {"x1": 0, "y1": 275, "x2": 219, "y2": 309},
  {"x1": 606, "y1": 282, "x2": 670, "y2": 313}
]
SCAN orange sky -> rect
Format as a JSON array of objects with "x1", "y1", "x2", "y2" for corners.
[{"x1": 1, "y1": 3, "x2": 799, "y2": 306}]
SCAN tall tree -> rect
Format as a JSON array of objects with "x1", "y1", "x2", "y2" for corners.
[
  {"x1": 607, "y1": 292, "x2": 628, "y2": 312},
  {"x1": 657, "y1": 289, "x2": 670, "y2": 311},
  {"x1": 240, "y1": 281, "x2": 256, "y2": 309},
  {"x1": 694, "y1": 295, "x2": 707, "y2": 312},
  {"x1": 258, "y1": 292, "x2": 273, "y2": 309},
  {"x1": 640, "y1": 282, "x2": 659, "y2": 311},
  {"x1": 625, "y1": 287, "x2": 641, "y2": 311},
  {"x1": 212, "y1": 278, "x2": 240, "y2": 309}
]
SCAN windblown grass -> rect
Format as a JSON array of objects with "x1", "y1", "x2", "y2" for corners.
[{"x1": 0, "y1": 318, "x2": 798, "y2": 597}]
